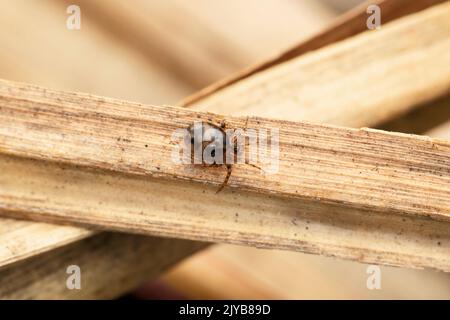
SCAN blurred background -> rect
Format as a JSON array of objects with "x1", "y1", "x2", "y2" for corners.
[{"x1": 1, "y1": 0, "x2": 449, "y2": 299}]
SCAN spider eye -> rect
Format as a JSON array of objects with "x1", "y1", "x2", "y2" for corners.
[{"x1": 211, "y1": 149, "x2": 216, "y2": 157}]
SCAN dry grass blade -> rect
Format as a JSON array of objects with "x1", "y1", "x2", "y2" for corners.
[
  {"x1": 0, "y1": 79, "x2": 449, "y2": 271},
  {"x1": 184, "y1": 2, "x2": 450, "y2": 129},
  {"x1": 0, "y1": 233, "x2": 204, "y2": 299},
  {"x1": 181, "y1": 0, "x2": 449, "y2": 107}
]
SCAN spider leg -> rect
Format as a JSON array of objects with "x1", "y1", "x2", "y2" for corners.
[
  {"x1": 242, "y1": 117, "x2": 261, "y2": 170},
  {"x1": 231, "y1": 116, "x2": 250, "y2": 157},
  {"x1": 243, "y1": 116, "x2": 249, "y2": 131},
  {"x1": 246, "y1": 162, "x2": 263, "y2": 172},
  {"x1": 216, "y1": 164, "x2": 232, "y2": 193}
]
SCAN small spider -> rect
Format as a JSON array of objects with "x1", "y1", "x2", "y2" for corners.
[{"x1": 187, "y1": 117, "x2": 260, "y2": 193}]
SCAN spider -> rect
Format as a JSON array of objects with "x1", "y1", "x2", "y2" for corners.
[{"x1": 186, "y1": 117, "x2": 261, "y2": 193}]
